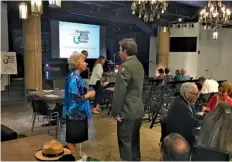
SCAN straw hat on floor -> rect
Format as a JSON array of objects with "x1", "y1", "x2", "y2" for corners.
[{"x1": 35, "y1": 140, "x2": 71, "y2": 161}]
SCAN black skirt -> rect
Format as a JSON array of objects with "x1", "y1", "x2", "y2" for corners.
[{"x1": 66, "y1": 118, "x2": 88, "y2": 143}]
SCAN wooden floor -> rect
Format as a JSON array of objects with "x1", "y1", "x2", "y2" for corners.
[{"x1": 1, "y1": 101, "x2": 161, "y2": 161}]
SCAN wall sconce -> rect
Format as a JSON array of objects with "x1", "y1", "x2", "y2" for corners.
[
  {"x1": 31, "y1": 0, "x2": 43, "y2": 15},
  {"x1": 49, "y1": 0, "x2": 61, "y2": 8},
  {"x1": 213, "y1": 31, "x2": 218, "y2": 40},
  {"x1": 163, "y1": 26, "x2": 167, "y2": 33},
  {"x1": 19, "y1": 2, "x2": 28, "y2": 20}
]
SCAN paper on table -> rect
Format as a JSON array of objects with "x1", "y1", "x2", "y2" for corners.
[
  {"x1": 43, "y1": 90, "x2": 54, "y2": 92},
  {"x1": 197, "y1": 112, "x2": 204, "y2": 116},
  {"x1": 196, "y1": 127, "x2": 201, "y2": 130},
  {"x1": 45, "y1": 94, "x2": 59, "y2": 98}
]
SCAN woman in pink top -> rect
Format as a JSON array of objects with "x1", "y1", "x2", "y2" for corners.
[{"x1": 203, "y1": 81, "x2": 232, "y2": 112}]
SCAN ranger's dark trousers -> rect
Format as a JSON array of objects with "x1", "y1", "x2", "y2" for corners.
[{"x1": 117, "y1": 118, "x2": 142, "y2": 161}]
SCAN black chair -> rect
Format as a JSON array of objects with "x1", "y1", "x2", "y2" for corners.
[
  {"x1": 162, "y1": 89, "x2": 174, "y2": 98},
  {"x1": 160, "y1": 97, "x2": 176, "y2": 117},
  {"x1": 30, "y1": 97, "x2": 60, "y2": 138},
  {"x1": 142, "y1": 82, "x2": 152, "y2": 122},
  {"x1": 98, "y1": 88, "x2": 113, "y2": 115},
  {"x1": 150, "y1": 96, "x2": 176, "y2": 129},
  {"x1": 191, "y1": 146, "x2": 230, "y2": 161},
  {"x1": 25, "y1": 89, "x2": 36, "y2": 110},
  {"x1": 195, "y1": 93, "x2": 215, "y2": 112},
  {"x1": 159, "y1": 115, "x2": 168, "y2": 142},
  {"x1": 198, "y1": 93, "x2": 214, "y2": 105},
  {"x1": 149, "y1": 90, "x2": 162, "y2": 127}
]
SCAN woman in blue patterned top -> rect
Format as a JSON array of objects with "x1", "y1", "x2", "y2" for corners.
[{"x1": 63, "y1": 52, "x2": 95, "y2": 155}]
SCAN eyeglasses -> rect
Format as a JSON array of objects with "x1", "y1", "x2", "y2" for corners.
[{"x1": 190, "y1": 92, "x2": 199, "y2": 97}]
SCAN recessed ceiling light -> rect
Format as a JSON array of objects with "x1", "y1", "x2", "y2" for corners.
[{"x1": 178, "y1": 18, "x2": 182, "y2": 22}]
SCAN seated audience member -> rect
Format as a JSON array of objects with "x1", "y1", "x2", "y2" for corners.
[
  {"x1": 203, "y1": 81, "x2": 232, "y2": 112},
  {"x1": 197, "y1": 102, "x2": 232, "y2": 153},
  {"x1": 174, "y1": 70, "x2": 183, "y2": 89},
  {"x1": 181, "y1": 69, "x2": 191, "y2": 80},
  {"x1": 160, "y1": 133, "x2": 190, "y2": 161},
  {"x1": 163, "y1": 68, "x2": 173, "y2": 84},
  {"x1": 198, "y1": 77, "x2": 219, "y2": 94},
  {"x1": 157, "y1": 68, "x2": 165, "y2": 79},
  {"x1": 166, "y1": 83, "x2": 201, "y2": 147},
  {"x1": 174, "y1": 70, "x2": 183, "y2": 81}
]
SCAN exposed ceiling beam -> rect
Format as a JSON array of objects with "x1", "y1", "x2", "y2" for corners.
[
  {"x1": 176, "y1": 1, "x2": 207, "y2": 8},
  {"x1": 49, "y1": 2, "x2": 152, "y2": 34}
]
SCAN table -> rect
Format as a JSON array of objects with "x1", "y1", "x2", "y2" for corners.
[
  {"x1": 1, "y1": 135, "x2": 54, "y2": 161},
  {"x1": 29, "y1": 90, "x2": 64, "y2": 103}
]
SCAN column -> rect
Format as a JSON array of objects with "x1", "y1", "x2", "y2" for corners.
[
  {"x1": 157, "y1": 27, "x2": 169, "y2": 71},
  {"x1": 149, "y1": 36, "x2": 157, "y2": 78},
  {"x1": 23, "y1": 14, "x2": 42, "y2": 90},
  {"x1": 1, "y1": 3, "x2": 9, "y2": 91}
]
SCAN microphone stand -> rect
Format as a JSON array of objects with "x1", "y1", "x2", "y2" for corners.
[{"x1": 113, "y1": 52, "x2": 118, "y2": 66}]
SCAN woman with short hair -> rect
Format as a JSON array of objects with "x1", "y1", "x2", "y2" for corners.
[
  {"x1": 203, "y1": 81, "x2": 232, "y2": 112},
  {"x1": 63, "y1": 52, "x2": 95, "y2": 155},
  {"x1": 157, "y1": 68, "x2": 165, "y2": 79},
  {"x1": 174, "y1": 69, "x2": 183, "y2": 81},
  {"x1": 163, "y1": 68, "x2": 173, "y2": 84}
]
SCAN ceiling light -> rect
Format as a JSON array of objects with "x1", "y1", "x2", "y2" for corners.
[
  {"x1": 204, "y1": 25, "x2": 207, "y2": 30},
  {"x1": 199, "y1": 0, "x2": 231, "y2": 29},
  {"x1": 49, "y1": 0, "x2": 61, "y2": 8},
  {"x1": 19, "y1": 2, "x2": 28, "y2": 20},
  {"x1": 163, "y1": 26, "x2": 167, "y2": 33},
  {"x1": 226, "y1": 9, "x2": 231, "y2": 15},
  {"x1": 213, "y1": 30, "x2": 218, "y2": 40},
  {"x1": 31, "y1": 0, "x2": 43, "y2": 15},
  {"x1": 131, "y1": 0, "x2": 168, "y2": 23},
  {"x1": 178, "y1": 18, "x2": 182, "y2": 22}
]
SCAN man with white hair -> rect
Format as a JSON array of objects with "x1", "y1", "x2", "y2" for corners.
[
  {"x1": 166, "y1": 82, "x2": 201, "y2": 147},
  {"x1": 181, "y1": 69, "x2": 191, "y2": 80}
]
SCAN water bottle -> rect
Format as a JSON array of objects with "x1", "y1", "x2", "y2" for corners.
[{"x1": 59, "y1": 123, "x2": 67, "y2": 145}]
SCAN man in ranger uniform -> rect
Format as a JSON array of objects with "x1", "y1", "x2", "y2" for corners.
[{"x1": 112, "y1": 38, "x2": 145, "y2": 161}]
